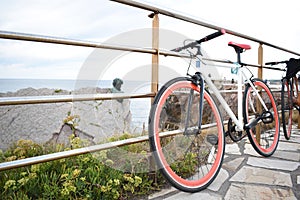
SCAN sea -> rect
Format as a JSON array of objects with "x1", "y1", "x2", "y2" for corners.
[{"x1": 0, "y1": 78, "x2": 151, "y2": 131}]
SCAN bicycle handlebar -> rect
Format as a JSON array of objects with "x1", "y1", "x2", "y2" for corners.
[
  {"x1": 197, "y1": 29, "x2": 226, "y2": 43},
  {"x1": 265, "y1": 60, "x2": 288, "y2": 66},
  {"x1": 171, "y1": 29, "x2": 226, "y2": 52}
]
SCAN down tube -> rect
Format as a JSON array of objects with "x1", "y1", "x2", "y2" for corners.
[{"x1": 201, "y1": 72, "x2": 243, "y2": 130}]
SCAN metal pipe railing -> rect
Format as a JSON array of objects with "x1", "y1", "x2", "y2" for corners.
[
  {"x1": 110, "y1": 0, "x2": 300, "y2": 57},
  {"x1": 0, "y1": 122, "x2": 216, "y2": 171},
  {"x1": 0, "y1": 135, "x2": 149, "y2": 171},
  {"x1": 0, "y1": 30, "x2": 155, "y2": 54},
  {"x1": 0, "y1": 92, "x2": 155, "y2": 106}
]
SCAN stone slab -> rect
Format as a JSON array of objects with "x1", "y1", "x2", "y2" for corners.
[
  {"x1": 229, "y1": 166, "x2": 293, "y2": 187},
  {"x1": 273, "y1": 150, "x2": 300, "y2": 162},
  {"x1": 225, "y1": 143, "x2": 241, "y2": 155},
  {"x1": 225, "y1": 183, "x2": 296, "y2": 200},
  {"x1": 247, "y1": 157, "x2": 300, "y2": 171},
  {"x1": 208, "y1": 168, "x2": 229, "y2": 191},
  {"x1": 148, "y1": 187, "x2": 177, "y2": 199},
  {"x1": 277, "y1": 141, "x2": 300, "y2": 152},
  {"x1": 164, "y1": 191, "x2": 222, "y2": 200},
  {"x1": 222, "y1": 157, "x2": 245, "y2": 172},
  {"x1": 244, "y1": 143, "x2": 260, "y2": 157}
]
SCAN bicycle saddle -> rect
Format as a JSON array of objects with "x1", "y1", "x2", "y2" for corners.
[{"x1": 228, "y1": 41, "x2": 251, "y2": 53}]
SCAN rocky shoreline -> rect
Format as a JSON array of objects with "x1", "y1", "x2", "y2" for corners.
[
  {"x1": 0, "y1": 87, "x2": 132, "y2": 150},
  {"x1": 0, "y1": 85, "x2": 282, "y2": 150}
]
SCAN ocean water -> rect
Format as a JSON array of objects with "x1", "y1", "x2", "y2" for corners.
[
  {"x1": 0, "y1": 78, "x2": 151, "y2": 130},
  {"x1": 0, "y1": 79, "x2": 113, "y2": 93}
]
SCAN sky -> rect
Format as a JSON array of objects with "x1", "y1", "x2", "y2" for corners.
[{"x1": 0, "y1": 0, "x2": 299, "y2": 81}]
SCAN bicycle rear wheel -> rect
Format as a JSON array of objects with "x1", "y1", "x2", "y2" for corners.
[
  {"x1": 148, "y1": 77, "x2": 225, "y2": 192},
  {"x1": 281, "y1": 78, "x2": 293, "y2": 140},
  {"x1": 243, "y1": 79, "x2": 280, "y2": 157}
]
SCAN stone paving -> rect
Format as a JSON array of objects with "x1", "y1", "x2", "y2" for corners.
[{"x1": 149, "y1": 128, "x2": 300, "y2": 200}]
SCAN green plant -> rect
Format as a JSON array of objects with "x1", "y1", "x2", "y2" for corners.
[
  {"x1": 63, "y1": 112, "x2": 80, "y2": 135},
  {"x1": 0, "y1": 132, "x2": 198, "y2": 199},
  {"x1": 54, "y1": 89, "x2": 63, "y2": 93},
  {"x1": 0, "y1": 134, "x2": 164, "y2": 199}
]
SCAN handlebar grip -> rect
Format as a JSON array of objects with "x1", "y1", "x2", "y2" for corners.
[
  {"x1": 265, "y1": 61, "x2": 288, "y2": 65},
  {"x1": 265, "y1": 62, "x2": 277, "y2": 66},
  {"x1": 197, "y1": 29, "x2": 226, "y2": 43}
]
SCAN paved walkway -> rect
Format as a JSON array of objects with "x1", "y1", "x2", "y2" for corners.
[{"x1": 149, "y1": 128, "x2": 300, "y2": 200}]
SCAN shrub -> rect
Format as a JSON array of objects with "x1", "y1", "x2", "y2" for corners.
[{"x1": 0, "y1": 134, "x2": 166, "y2": 199}]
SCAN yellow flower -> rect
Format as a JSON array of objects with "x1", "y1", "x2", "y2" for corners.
[
  {"x1": 72, "y1": 169, "x2": 81, "y2": 178},
  {"x1": 82, "y1": 157, "x2": 90, "y2": 163},
  {"x1": 4, "y1": 180, "x2": 16, "y2": 190},
  {"x1": 113, "y1": 179, "x2": 120, "y2": 186},
  {"x1": 100, "y1": 185, "x2": 108, "y2": 192},
  {"x1": 123, "y1": 174, "x2": 134, "y2": 183},
  {"x1": 18, "y1": 177, "x2": 29, "y2": 186},
  {"x1": 134, "y1": 176, "x2": 142, "y2": 185},
  {"x1": 20, "y1": 172, "x2": 27, "y2": 177},
  {"x1": 5, "y1": 156, "x2": 17, "y2": 162},
  {"x1": 61, "y1": 173, "x2": 69, "y2": 179},
  {"x1": 80, "y1": 177, "x2": 86, "y2": 182},
  {"x1": 61, "y1": 188, "x2": 69, "y2": 196},
  {"x1": 31, "y1": 164, "x2": 40, "y2": 173},
  {"x1": 29, "y1": 172, "x2": 37, "y2": 179}
]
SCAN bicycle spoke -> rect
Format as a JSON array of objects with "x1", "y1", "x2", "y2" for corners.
[{"x1": 243, "y1": 79, "x2": 280, "y2": 157}]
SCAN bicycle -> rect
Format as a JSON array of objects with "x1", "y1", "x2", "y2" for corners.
[
  {"x1": 265, "y1": 59, "x2": 300, "y2": 140},
  {"x1": 148, "y1": 29, "x2": 280, "y2": 192}
]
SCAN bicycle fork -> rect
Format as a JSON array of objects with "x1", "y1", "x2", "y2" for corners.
[{"x1": 183, "y1": 72, "x2": 205, "y2": 136}]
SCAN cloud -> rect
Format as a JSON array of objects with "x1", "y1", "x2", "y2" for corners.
[
  {"x1": 0, "y1": 0, "x2": 299, "y2": 80},
  {"x1": 0, "y1": 0, "x2": 145, "y2": 79}
]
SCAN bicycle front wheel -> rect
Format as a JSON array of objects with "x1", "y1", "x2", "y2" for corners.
[
  {"x1": 281, "y1": 78, "x2": 293, "y2": 140},
  {"x1": 243, "y1": 79, "x2": 280, "y2": 157},
  {"x1": 148, "y1": 77, "x2": 225, "y2": 192}
]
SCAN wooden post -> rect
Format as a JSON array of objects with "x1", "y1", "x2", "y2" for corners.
[
  {"x1": 151, "y1": 13, "x2": 159, "y2": 98},
  {"x1": 258, "y1": 44, "x2": 263, "y2": 79},
  {"x1": 256, "y1": 44, "x2": 263, "y2": 143},
  {"x1": 149, "y1": 12, "x2": 159, "y2": 181}
]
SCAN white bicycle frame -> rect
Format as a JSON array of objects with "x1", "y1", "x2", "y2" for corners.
[{"x1": 198, "y1": 62, "x2": 269, "y2": 132}]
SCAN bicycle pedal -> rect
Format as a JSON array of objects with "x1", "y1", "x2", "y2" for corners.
[
  {"x1": 261, "y1": 111, "x2": 273, "y2": 124},
  {"x1": 206, "y1": 134, "x2": 218, "y2": 145}
]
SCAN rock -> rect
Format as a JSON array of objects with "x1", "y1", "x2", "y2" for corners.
[
  {"x1": 0, "y1": 87, "x2": 131, "y2": 150},
  {"x1": 48, "y1": 123, "x2": 95, "y2": 147},
  {"x1": 225, "y1": 183, "x2": 296, "y2": 200},
  {"x1": 229, "y1": 166, "x2": 293, "y2": 187}
]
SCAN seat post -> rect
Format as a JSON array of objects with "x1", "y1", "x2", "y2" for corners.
[{"x1": 236, "y1": 51, "x2": 241, "y2": 64}]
